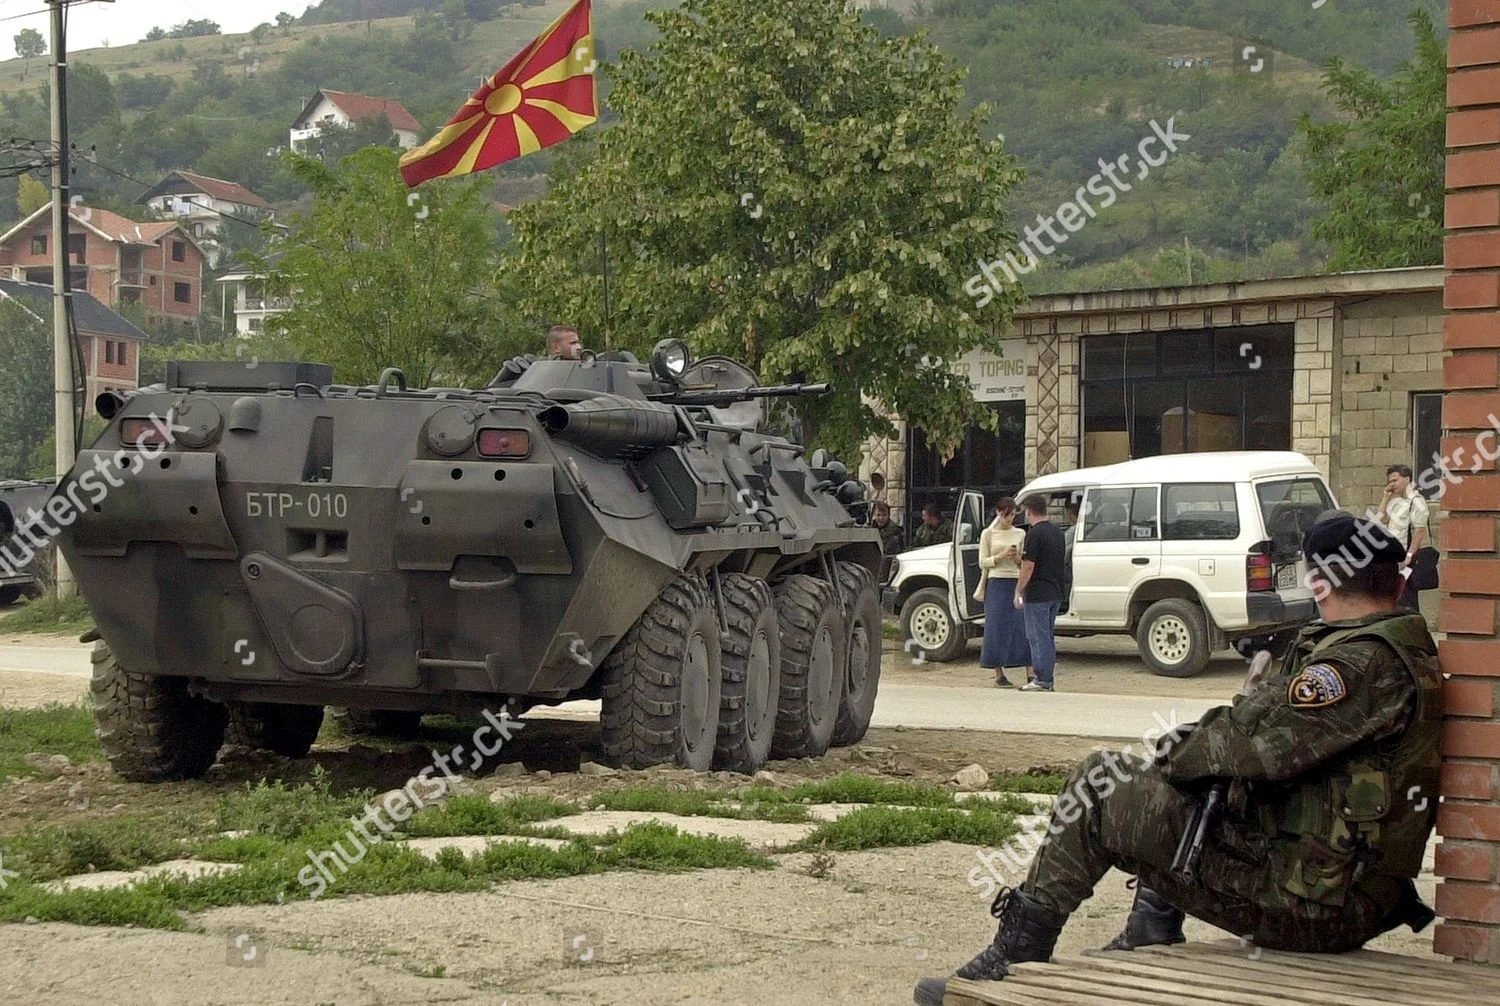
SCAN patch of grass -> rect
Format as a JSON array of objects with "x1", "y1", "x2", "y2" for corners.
[
  {"x1": 745, "y1": 773, "x2": 957, "y2": 808},
  {"x1": 0, "y1": 595, "x2": 94, "y2": 635},
  {"x1": 0, "y1": 704, "x2": 102, "y2": 781},
  {"x1": 806, "y1": 850, "x2": 836, "y2": 878},
  {"x1": 0, "y1": 815, "x2": 192, "y2": 882},
  {"x1": 215, "y1": 766, "x2": 372, "y2": 841},
  {"x1": 403, "y1": 794, "x2": 578, "y2": 837},
  {"x1": 880, "y1": 618, "x2": 903, "y2": 641},
  {"x1": 980, "y1": 793, "x2": 1046, "y2": 816},
  {"x1": 586, "y1": 787, "x2": 809, "y2": 823},
  {"x1": 989, "y1": 773, "x2": 1065, "y2": 795},
  {"x1": 0, "y1": 822, "x2": 769, "y2": 929},
  {"x1": 592, "y1": 823, "x2": 770, "y2": 872},
  {"x1": 791, "y1": 805, "x2": 1020, "y2": 853}
]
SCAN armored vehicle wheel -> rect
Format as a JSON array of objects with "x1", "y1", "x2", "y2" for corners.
[
  {"x1": 331, "y1": 708, "x2": 425, "y2": 738},
  {"x1": 90, "y1": 641, "x2": 228, "y2": 782},
  {"x1": 601, "y1": 574, "x2": 723, "y2": 771},
  {"x1": 831, "y1": 562, "x2": 881, "y2": 747},
  {"x1": 714, "y1": 573, "x2": 781, "y2": 774},
  {"x1": 224, "y1": 702, "x2": 325, "y2": 758},
  {"x1": 770, "y1": 574, "x2": 846, "y2": 760}
]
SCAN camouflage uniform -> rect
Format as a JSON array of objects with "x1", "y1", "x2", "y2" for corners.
[
  {"x1": 1021, "y1": 610, "x2": 1441, "y2": 952},
  {"x1": 874, "y1": 520, "x2": 904, "y2": 557},
  {"x1": 912, "y1": 520, "x2": 952, "y2": 550}
]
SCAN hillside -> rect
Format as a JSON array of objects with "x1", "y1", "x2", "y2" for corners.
[{"x1": 0, "y1": 0, "x2": 1445, "y2": 294}]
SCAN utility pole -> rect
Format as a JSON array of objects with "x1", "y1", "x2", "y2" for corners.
[{"x1": 48, "y1": 0, "x2": 75, "y2": 599}]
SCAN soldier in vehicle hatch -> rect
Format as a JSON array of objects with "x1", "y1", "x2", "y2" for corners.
[
  {"x1": 545, "y1": 324, "x2": 583, "y2": 361},
  {"x1": 488, "y1": 324, "x2": 585, "y2": 386},
  {"x1": 914, "y1": 510, "x2": 1441, "y2": 1005}
]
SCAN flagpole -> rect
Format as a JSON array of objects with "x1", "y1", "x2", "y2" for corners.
[{"x1": 599, "y1": 226, "x2": 612, "y2": 352}]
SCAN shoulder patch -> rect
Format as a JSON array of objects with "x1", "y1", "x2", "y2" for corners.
[{"x1": 1288, "y1": 663, "x2": 1349, "y2": 709}]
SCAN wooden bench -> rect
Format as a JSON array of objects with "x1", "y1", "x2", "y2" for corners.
[{"x1": 944, "y1": 940, "x2": 1500, "y2": 1006}]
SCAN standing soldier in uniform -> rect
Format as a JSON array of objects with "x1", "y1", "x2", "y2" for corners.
[
  {"x1": 914, "y1": 510, "x2": 1441, "y2": 1005},
  {"x1": 871, "y1": 501, "x2": 904, "y2": 580}
]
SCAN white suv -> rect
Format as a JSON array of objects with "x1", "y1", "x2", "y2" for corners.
[{"x1": 882, "y1": 452, "x2": 1336, "y2": 676}]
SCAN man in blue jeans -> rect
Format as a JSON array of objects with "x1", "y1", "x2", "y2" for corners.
[{"x1": 1014, "y1": 494, "x2": 1066, "y2": 692}]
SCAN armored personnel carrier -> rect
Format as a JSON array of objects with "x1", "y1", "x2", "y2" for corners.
[{"x1": 57, "y1": 342, "x2": 883, "y2": 781}]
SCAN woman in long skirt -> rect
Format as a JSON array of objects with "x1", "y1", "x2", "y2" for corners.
[{"x1": 976, "y1": 497, "x2": 1030, "y2": 687}]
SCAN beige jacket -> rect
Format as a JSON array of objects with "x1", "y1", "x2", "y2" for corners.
[{"x1": 974, "y1": 521, "x2": 1026, "y2": 601}]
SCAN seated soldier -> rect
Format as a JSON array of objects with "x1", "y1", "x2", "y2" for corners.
[
  {"x1": 911, "y1": 502, "x2": 953, "y2": 549},
  {"x1": 914, "y1": 510, "x2": 1441, "y2": 1004}
]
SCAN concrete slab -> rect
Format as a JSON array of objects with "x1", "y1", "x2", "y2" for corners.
[
  {"x1": 550, "y1": 811, "x2": 815, "y2": 849},
  {"x1": 397, "y1": 835, "x2": 571, "y2": 859},
  {"x1": 44, "y1": 859, "x2": 242, "y2": 892}
]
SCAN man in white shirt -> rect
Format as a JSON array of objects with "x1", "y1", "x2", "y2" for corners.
[{"x1": 1374, "y1": 464, "x2": 1430, "y2": 612}]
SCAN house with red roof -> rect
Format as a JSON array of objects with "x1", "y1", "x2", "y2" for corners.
[
  {"x1": 290, "y1": 89, "x2": 424, "y2": 153},
  {"x1": 136, "y1": 170, "x2": 273, "y2": 267},
  {"x1": 0, "y1": 203, "x2": 209, "y2": 333}
]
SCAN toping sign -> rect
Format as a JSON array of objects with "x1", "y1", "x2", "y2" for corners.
[{"x1": 953, "y1": 341, "x2": 1028, "y2": 403}]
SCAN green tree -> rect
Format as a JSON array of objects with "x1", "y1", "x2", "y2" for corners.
[
  {"x1": 16, "y1": 174, "x2": 48, "y2": 216},
  {"x1": 1297, "y1": 10, "x2": 1445, "y2": 270},
  {"x1": 0, "y1": 300, "x2": 52, "y2": 481},
  {"x1": 275, "y1": 13, "x2": 297, "y2": 35},
  {"x1": 302, "y1": 113, "x2": 399, "y2": 163},
  {"x1": 169, "y1": 20, "x2": 222, "y2": 39},
  {"x1": 251, "y1": 23, "x2": 272, "y2": 45},
  {"x1": 13, "y1": 27, "x2": 45, "y2": 81},
  {"x1": 143, "y1": 26, "x2": 168, "y2": 43},
  {"x1": 261, "y1": 147, "x2": 525, "y2": 388},
  {"x1": 501, "y1": 0, "x2": 1024, "y2": 459}
]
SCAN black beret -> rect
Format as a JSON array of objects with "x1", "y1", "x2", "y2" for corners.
[{"x1": 1302, "y1": 510, "x2": 1405, "y2": 566}]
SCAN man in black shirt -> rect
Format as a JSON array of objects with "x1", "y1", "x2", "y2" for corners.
[{"x1": 1014, "y1": 494, "x2": 1065, "y2": 691}]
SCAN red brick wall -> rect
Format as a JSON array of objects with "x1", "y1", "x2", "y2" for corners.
[
  {"x1": 145, "y1": 234, "x2": 204, "y2": 321},
  {"x1": 1436, "y1": 0, "x2": 1500, "y2": 966},
  {"x1": 0, "y1": 223, "x2": 117, "y2": 305}
]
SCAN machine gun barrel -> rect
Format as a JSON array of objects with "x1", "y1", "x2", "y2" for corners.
[{"x1": 655, "y1": 382, "x2": 831, "y2": 407}]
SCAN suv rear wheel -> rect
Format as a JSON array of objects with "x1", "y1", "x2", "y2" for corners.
[
  {"x1": 1136, "y1": 598, "x2": 1211, "y2": 678},
  {"x1": 899, "y1": 587, "x2": 967, "y2": 663}
]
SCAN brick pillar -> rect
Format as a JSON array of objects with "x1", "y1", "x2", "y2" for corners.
[{"x1": 1434, "y1": 0, "x2": 1500, "y2": 965}]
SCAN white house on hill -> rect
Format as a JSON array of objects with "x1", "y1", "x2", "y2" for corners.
[
  {"x1": 290, "y1": 89, "x2": 423, "y2": 152},
  {"x1": 136, "y1": 171, "x2": 273, "y2": 267}
]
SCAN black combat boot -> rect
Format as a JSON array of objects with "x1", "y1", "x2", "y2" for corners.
[
  {"x1": 1103, "y1": 883, "x2": 1185, "y2": 951},
  {"x1": 913, "y1": 887, "x2": 1066, "y2": 1005}
]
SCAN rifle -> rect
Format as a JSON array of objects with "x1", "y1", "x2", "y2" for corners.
[{"x1": 1171, "y1": 783, "x2": 1226, "y2": 882}]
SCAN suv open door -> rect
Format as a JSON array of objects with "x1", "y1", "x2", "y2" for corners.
[{"x1": 949, "y1": 490, "x2": 987, "y2": 626}]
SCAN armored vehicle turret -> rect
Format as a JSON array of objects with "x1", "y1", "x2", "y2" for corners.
[{"x1": 57, "y1": 341, "x2": 883, "y2": 780}]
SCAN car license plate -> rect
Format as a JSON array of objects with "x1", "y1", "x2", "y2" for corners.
[{"x1": 1275, "y1": 564, "x2": 1298, "y2": 591}]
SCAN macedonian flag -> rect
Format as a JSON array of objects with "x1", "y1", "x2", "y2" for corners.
[{"x1": 399, "y1": 0, "x2": 598, "y2": 187}]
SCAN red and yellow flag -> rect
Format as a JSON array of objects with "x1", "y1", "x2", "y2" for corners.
[{"x1": 399, "y1": 0, "x2": 598, "y2": 187}]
